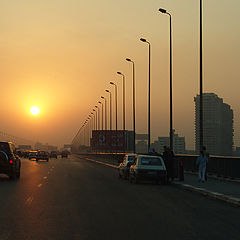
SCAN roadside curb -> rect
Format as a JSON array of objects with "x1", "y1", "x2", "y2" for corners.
[
  {"x1": 172, "y1": 181, "x2": 240, "y2": 207},
  {"x1": 185, "y1": 171, "x2": 240, "y2": 184},
  {"x1": 83, "y1": 157, "x2": 118, "y2": 169}
]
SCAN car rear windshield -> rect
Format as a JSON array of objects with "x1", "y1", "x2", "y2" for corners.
[
  {"x1": 0, "y1": 143, "x2": 11, "y2": 154},
  {"x1": 140, "y1": 157, "x2": 162, "y2": 166},
  {"x1": 127, "y1": 156, "x2": 136, "y2": 162}
]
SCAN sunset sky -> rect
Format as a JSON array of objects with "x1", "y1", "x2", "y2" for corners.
[{"x1": 0, "y1": 0, "x2": 240, "y2": 149}]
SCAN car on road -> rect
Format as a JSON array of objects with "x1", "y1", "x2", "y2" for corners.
[
  {"x1": 0, "y1": 141, "x2": 21, "y2": 180},
  {"x1": 61, "y1": 150, "x2": 69, "y2": 158},
  {"x1": 28, "y1": 150, "x2": 38, "y2": 160},
  {"x1": 129, "y1": 155, "x2": 167, "y2": 184},
  {"x1": 50, "y1": 151, "x2": 58, "y2": 159},
  {"x1": 118, "y1": 154, "x2": 137, "y2": 179},
  {"x1": 36, "y1": 151, "x2": 49, "y2": 162}
]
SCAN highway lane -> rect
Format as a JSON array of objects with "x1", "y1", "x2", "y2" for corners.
[{"x1": 0, "y1": 155, "x2": 240, "y2": 240}]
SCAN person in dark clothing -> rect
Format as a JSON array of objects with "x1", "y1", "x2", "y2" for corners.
[
  {"x1": 202, "y1": 146, "x2": 209, "y2": 181},
  {"x1": 163, "y1": 146, "x2": 174, "y2": 182}
]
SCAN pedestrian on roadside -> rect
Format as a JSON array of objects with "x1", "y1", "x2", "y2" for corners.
[
  {"x1": 163, "y1": 146, "x2": 174, "y2": 182},
  {"x1": 202, "y1": 146, "x2": 209, "y2": 181},
  {"x1": 196, "y1": 150, "x2": 208, "y2": 182}
]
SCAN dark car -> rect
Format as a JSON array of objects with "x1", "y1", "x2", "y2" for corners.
[
  {"x1": 118, "y1": 154, "x2": 137, "y2": 179},
  {"x1": 36, "y1": 151, "x2": 49, "y2": 162},
  {"x1": 0, "y1": 142, "x2": 21, "y2": 180},
  {"x1": 28, "y1": 151, "x2": 38, "y2": 160},
  {"x1": 61, "y1": 150, "x2": 69, "y2": 158},
  {"x1": 50, "y1": 151, "x2": 58, "y2": 159},
  {"x1": 129, "y1": 155, "x2": 167, "y2": 184}
]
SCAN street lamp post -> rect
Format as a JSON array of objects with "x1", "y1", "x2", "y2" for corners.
[
  {"x1": 140, "y1": 38, "x2": 151, "y2": 152},
  {"x1": 159, "y1": 8, "x2": 173, "y2": 151},
  {"x1": 83, "y1": 121, "x2": 86, "y2": 146},
  {"x1": 101, "y1": 96, "x2": 107, "y2": 130},
  {"x1": 93, "y1": 109, "x2": 97, "y2": 130},
  {"x1": 95, "y1": 105, "x2": 100, "y2": 130},
  {"x1": 88, "y1": 117, "x2": 91, "y2": 146},
  {"x1": 199, "y1": 0, "x2": 203, "y2": 152},
  {"x1": 110, "y1": 82, "x2": 118, "y2": 132},
  {"x1": 126, "y1": 58, "x2": 136, "y2": 153},
  {"x1": 110, "y1": 82, "x2": 118, "y2": 152},
  {"x1": 98, "y1": 101, "x2": 103, "y2": 131},
  {"x1": 105, "y1": 90, "x2": 112, "y2": 130},
  {"x1": 91, "y1": 112, "x2": 94, "y2": 131},
  {"x1": 117, "y1": 72, "x2": 126, "y2": 131}
]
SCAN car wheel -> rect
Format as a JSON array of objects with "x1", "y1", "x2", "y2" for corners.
[
  {"x1": 134, "y1": 174, "x2": 138, "y2": 184},
  {"x1": 161, "y1": 177, "x2": 167, "y2": 185},
  {"x1": 129, "y1": 174, "x2": 133, "y2": 183},
  {"x1": 16, "y1": 170, "x2": 20, "y2": 178},
  {"x1": 9, "y1": 171, "x2": 17, "y2": 180}
]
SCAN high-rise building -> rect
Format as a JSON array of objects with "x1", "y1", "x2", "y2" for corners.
[{"x1": 194, "y1": 93, "x2": 233, "y2": 156}]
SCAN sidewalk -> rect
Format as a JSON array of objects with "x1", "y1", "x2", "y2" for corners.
[{"x1": 173, "y1": 173, "x2": 240, "y2": 207}]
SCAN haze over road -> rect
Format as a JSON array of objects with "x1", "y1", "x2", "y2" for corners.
[{"x1": 0, "y1": 155, "x2": 239, "y2": 240}]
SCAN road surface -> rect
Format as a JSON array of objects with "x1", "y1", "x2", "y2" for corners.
[{"x1": 0, "y1": 155, "x2": 239, "y2": 240}]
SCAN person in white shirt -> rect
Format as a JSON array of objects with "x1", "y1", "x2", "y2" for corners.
[{"x1": 196, "y1": 150, "x2": 208, "y2": 182}]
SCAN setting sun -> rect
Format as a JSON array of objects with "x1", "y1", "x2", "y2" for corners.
[{"x1": 30, "y1": 106, "x2": 40, "y2": 116}]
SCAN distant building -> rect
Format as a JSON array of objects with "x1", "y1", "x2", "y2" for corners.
[
  {"x1": 136, "y1": 140, "x2": 148, "y2": 153},
  {"x1": 151, "y1": 130, "x2": 186, "y2": 154},
  {"x1": 194, "y1": 93, "x2": 233, "y2": 156},
  {"x1": 18, "y1": 145, "x2": 32, "y2": 150},
  {"x1": 35, "y1": 142, "x2": 58, "y2": 151},
  {"x1": 135, "y1": 134, "x2": 148, "y2": 153}
]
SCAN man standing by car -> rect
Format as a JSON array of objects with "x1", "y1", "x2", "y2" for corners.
[{"x1": 162, "y1": 146, "x2": 174, "y2": 182}]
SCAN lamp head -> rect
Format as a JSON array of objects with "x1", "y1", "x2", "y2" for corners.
[
  {"x1": 140, "y1": 38, "x2": 146, "y2": 42},
  {"x1": 117, "y1": 71, "x2": 122, "y2": 75},
  {"x1": 98, "y1": 101, "x2": 101, "y2": 104},
  {"x1": 101, "y1": 96, "x2": 104, "y2": 99},
  {"x1": 159, "y1": 8, "x2": 167, "y2": 13},
  {"x1": 110, "y1": 82, "x2": 114, "y2": 85},
  {"x1": 126, "y1": 58, "x2": 131, "y2": 62}
]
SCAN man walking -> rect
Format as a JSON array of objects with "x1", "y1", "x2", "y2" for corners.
[{"x1": 196, "y1": 150, "x2": 208, "y2": 182}]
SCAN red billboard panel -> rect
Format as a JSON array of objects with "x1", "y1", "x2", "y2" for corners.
[{"x1": 91, "y1": 130, "x2": 127, "y2": 151}]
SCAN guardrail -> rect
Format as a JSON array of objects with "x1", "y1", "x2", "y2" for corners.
[
  {"x1": 75, "y1": 152, "x2": 240, "y2": 180},
  {"x1": 178, "y1": 154, "x2": 240, "y2": 179}
]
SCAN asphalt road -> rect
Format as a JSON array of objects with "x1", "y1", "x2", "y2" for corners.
[{"x1": 0, "y1": 155, "x2": 239, "y2": 240}]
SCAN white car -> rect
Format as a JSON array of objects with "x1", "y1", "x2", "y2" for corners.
[
  {"x1": 118, "y1": 154, "x2": 137, "y2": 179},
  {"x1": 129, "y1": 155, "x2": 167, "y2": 184}
]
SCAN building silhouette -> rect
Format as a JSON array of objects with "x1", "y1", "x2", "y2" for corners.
[
  {"x1": 151, "y1": 130, "x2": 185, "y2": 154},
  {"x1": 194, "y1": 93, "x2": 233, "y2": 156}
]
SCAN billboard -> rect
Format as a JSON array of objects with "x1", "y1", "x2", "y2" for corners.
[{"x1": 91, "y1": 130, "x2": 133, "y2": 152}]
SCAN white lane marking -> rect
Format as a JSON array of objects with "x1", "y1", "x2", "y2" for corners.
[
  {"x1": 38, "y1": 183, "x2": 42, "y2": 188},
  {"x1": 85, "y1": 157, "x2": 118, "y2": 169},
  {"x1": 25, "y1": 196, "x2": 34, "y2": 205}
]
